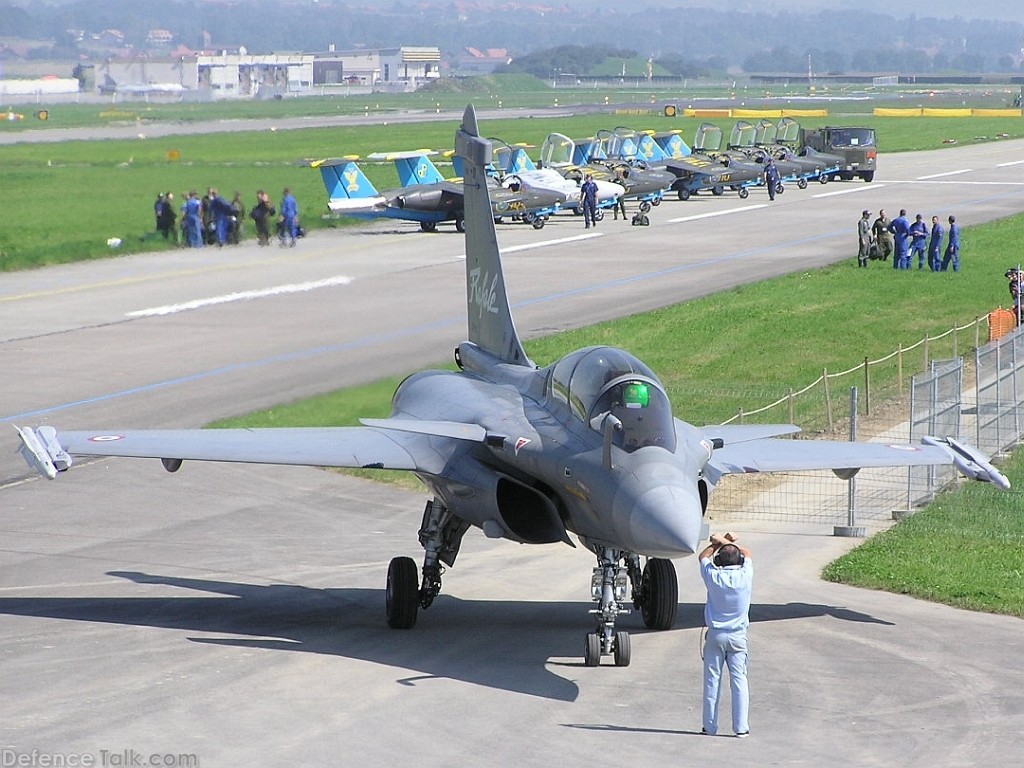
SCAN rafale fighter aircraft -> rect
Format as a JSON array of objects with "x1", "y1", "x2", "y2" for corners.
[{"x1": 18, "y1": 105, "x2": 1011, "y2": 667}]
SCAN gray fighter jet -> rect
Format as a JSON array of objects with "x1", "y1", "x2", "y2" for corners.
[{"x1": 17, "y1": 105, "x2": 1011, "y2": 667}]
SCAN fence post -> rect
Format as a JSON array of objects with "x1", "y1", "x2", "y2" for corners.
[
  {"x1": 823, "y1": 368, "x2": 833, "y2": 432},
  {"x1": 835, "y1": 387, "x2": 866, "y2": 537},
  {"x1": 952, "y1": 323, "x2": 958, "y2": 358},
  {"x1": 923, "y1": 335, "x2": 930, "y2": 371},
  {"x1": 863, "y1": 356, "x2": 871, "y2": 415},
  {"x1": 787, "y1": 388, "x2": 794, "y2": 424},
  {"x1": 898, "y1": 343, "x2": 904, "y2": 392}
]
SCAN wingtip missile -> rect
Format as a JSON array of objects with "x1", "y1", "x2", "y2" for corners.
[
  {"x1": 15, "y1": 425, "x2": 72, "y2": 479},
  {"x1": 922, "y1": 436, "x2": 1012, "y2": 491}
]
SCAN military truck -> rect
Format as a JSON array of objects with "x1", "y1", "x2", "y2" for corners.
[{"x1": 800, "y1": 126, "x2": 876, "y2": 182}]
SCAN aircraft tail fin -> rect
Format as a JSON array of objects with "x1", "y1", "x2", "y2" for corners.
[
  {"x1": 506, "y1": 146, "x2": 537, "y2": 172},
  {"x1": 391, "y1": 153, "x2": 446, "y2": 186},
  {"x1": 311, "y1": 158, "x2": 382, "y2": 210},
  {"x1": 455, "y1": 104, "x2": 533, "y2": 368}
]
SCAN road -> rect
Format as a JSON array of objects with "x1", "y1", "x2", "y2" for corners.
[{"x1": 1, "y1": 132, "x2": 1023, "y2": 766}]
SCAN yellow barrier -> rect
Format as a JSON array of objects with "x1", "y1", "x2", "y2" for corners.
[
  {"x1": 922, "y1": 108, "x2": 973, "y2": 117},
  {"x1": 972, "y1": 108, "x2": 1022, "y2": 117},
  {"x1": 683, "y1": 108, "x2": 732, "y2": 118},
  {"x1": 782, "y1": 109, "x2": 829, "y2": 117},
  {"x1": 874, "y1": 108, "x2": 923, "y2": 117},
  {"x1": 732, "y1": 109, "x2": 784, "y2": 118}
]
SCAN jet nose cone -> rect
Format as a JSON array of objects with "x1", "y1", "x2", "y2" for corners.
[{"x1": 624, "y1": 485, "x2": 704, "y2": 558}]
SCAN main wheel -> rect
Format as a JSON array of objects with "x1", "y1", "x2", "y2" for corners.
[
  {"x1": 711, "y1": 185, "x2": 724, "y2": 196},
  {"x1": 419, "y1": 221, "x2": 437, "y2": 232},
  {"x1": 613, "y1": 631, "x2": 631, "y2": 667},
  {"x1": 640, "y1": 558, "x2": 678, "y2": 630},
  {"x1": 532, "y1": 216, "x2": 546, "y2": 229},
  {"x1": 639, "y1": 200, "x2": 652, "y2": 213},
  {"x1": 776, "y1": 183, "x2": 785, "y2": 195},
  {"x1": 584, "y1": 632, "x2": 601, "y2": 666},
  {"x1": 737, "y1": 187, "x2": 749, "y2": 199},
  {"x1": 455, "y1": 217, "x2": 466, "y2": 233},
  {"x1": 818, "y1": 174, "x2": 829, "y2": 184},
  {"x1": 386, "y1": 556, "x2": 419, "y2": 629},
  {"x1": 861, "y1": 171, "x2": 875, "y2": 183},
  {"x1": 797, "y1": 178, "x2": 808, "y2": 190}
]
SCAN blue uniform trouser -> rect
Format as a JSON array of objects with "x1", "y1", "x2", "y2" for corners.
[
  {"x1": 894, "y1": 241, "x2": 909, "y2": 269},
  {"x1": 910, "y1": 243, "x2": 926, "y2": 269},
  {"x1": 703, "y1": 627, "x2": 749, "y2": 735},
  {"x1": 941, "y1": 247, "x2": 960, "y2": 272},
  {"x1": 186, "y1": 215, "x2": 203, "y2": 248},
  {"x1": 928, "y1": 247, "x2": 941, "y2": 271}
]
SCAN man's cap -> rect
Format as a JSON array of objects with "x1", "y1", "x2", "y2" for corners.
[{"x1": 862, "y1": 210, "x2": 869, "y2": 216}]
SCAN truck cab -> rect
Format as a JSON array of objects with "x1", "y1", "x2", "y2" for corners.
[{"x1": 800, "y1": 126, "x2": 876, "y2": 182}]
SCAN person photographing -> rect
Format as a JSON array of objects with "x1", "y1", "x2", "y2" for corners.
[{"x1": 699, "y1": 531, "x2": 753, "y2": 738}]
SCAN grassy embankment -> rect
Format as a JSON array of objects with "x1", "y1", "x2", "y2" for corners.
[{"x1": 2, "y1": 86, "x2": 1023, "y2": 271}]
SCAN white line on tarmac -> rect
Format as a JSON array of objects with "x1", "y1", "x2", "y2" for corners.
[
  {"x1": 125, "y1": 275, "x2": 354, "y2": 318},
  {"x1": 455, "y1": 231, "x2": 602, "y2": 259},
  {"x1": 917, "y1": 169, "x2": 973, "y2": 180},
  {"x1": 997, "y1": 159, "x2": 1024, "y2": 167},
  {"x1": 667, "y1": 204, "x2": 767, "y2": 224},
  {"x1": 812, "y1": 185, "x2": 886, "y2": 199}
]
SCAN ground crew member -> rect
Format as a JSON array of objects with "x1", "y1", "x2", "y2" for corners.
[
  {"x1": 700, "y1": 531, "x2": 753, "y2": 738},
  {"x1": 941, "y1": 214, "x2": 961, "y2": 272},
  {"x1": 908, "y1": 213, "x2": 928, "y2": 270},
  {"x1": 928, "y1": 215, "x2": 944, "y2": 272},
  {"x1": 857, "y1": 209, "x2": 872, "y2": 267},
  {"x1": 580, "y1": 174, "x2": 599, "y2": 228},
  {"x1": 889, "y1": 209, "x2": 911, "y2": 270},
  {"x1": 871, "y1": 210, "x2": 893, "y2": 262}
]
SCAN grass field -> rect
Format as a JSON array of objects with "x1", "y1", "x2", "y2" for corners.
[{"x1": 2, "y1": 88, "x2": 1023, "y2": 271}]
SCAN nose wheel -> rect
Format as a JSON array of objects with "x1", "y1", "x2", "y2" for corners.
[{"x1": 584, "y1": 547, "x2": 632, "y2": 667}]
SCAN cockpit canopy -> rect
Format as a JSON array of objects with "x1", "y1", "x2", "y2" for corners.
[{"x1": 548, "y1": 346, "x2": 677, "y2": 453}]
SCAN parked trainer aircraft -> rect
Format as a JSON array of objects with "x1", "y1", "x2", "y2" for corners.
[
  {"x1": 311, "y1": 151, "x2": 564, "y2": 232},
  {"x1": 18, "y1": 105, "x2": 1011, "y2": 667}
]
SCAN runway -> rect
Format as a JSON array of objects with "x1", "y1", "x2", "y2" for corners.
[{"x1": 2, "y1": 133, "x2": 1023, "y2": 765}]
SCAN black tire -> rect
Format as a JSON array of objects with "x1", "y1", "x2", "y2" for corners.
[
  {"x1": 584, "y1": 632, "x2": 601, "y2": 666},
  {"x1": 532, "y1": 217, "x2": 546, "y2": 229},
  {"x1": 797, "y1": 178, "x2": 808, "y2": 190},
  {"x1": 419, "y1": 221, "x2": 437, "y2": 233},
  {"x1": 711, "y1": 185, "x2": 724, "y2": 196},
  {"x1": 819, "y1": 174, "x2": 829, "y2": 184},
  {"x1": 455, "y1": 217, "x2": 465, "y2": 233},
  {"x1": 613, "y1": 631, "x2": 631, "y2": 667},
  {"x1": 737, "y1": 187, "x2": 749, "y2": 199},
  {"x1": 861, "y1": 171, "x2": 875, "y2": 183},
  {"x1": 639, "y1": 200, "x2": 652, "y2": 213},
  {"x1": 640, "y1": 558, "x2": 678, "y2": 630},
  {"x1": 651, "y1": 197, "x2": 661, "y2": 207},
  {"x1": 386, "y1": 556, "x2": 419, "y2": 629},
  {"x1": 776, "y1": 183, "x2": 785, "y2": 195},
  {"x1": 677, "y1": 188, "x2": 691, "y2": 201}
]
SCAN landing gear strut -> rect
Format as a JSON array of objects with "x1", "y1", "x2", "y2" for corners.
[
  {"x1": 385, "y1": 498, "x2": 468, "y2": 630},
  {"x1": 584, "y1": 547, "x2": 632, "y2": 667},
  {"x1": 582, "y1": 549, "x2": 679, "y2": 666}
]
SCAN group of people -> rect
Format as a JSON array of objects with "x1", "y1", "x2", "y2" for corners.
[
  {"x1": 152, "y1": 187, "x2": 301, "y2": 249},
  {"x1": 857, "y1": 208, "x2": 960, "y2": 271}
]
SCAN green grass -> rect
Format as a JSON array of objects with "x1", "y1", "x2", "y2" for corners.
[{"x1": 822, "y1": 447, "x2": 1024, "y2": 616}]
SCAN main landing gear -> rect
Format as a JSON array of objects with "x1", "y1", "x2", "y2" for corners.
[
  {"x1": 386, "y1": 498, "x2": 469, "y2": 629},
  {"x1": 583, "y1": 547, "x2": 678, "y2": 667}
]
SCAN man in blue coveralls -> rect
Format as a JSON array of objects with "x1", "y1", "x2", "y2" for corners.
[
  {"x1": 889, "y1": 209, "x2": 911, "y2": 269},
  {"x1": 908, "y1": 213, "x2": 929, "y2": 270},
  {"x1": 928, "y1": 215, "x2": 944, "y2": 272},
  {"x1": 700, "y1": 531, "x2": 754, "y2": 738},
  {"x1": 941, "y1": 214, "x2": 961, "y2": 272}
]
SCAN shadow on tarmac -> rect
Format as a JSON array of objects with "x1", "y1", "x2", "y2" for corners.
[{"x1": 0, "y1": 570, "x2": 891, "y2": 701}]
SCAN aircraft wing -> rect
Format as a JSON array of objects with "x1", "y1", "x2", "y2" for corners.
[
  {"x1": 705, "y1": 435, "x2": 1010, "y2": 490},
  {"x1": 16, "y1": 426, "x2": 430, "y2": 478}
]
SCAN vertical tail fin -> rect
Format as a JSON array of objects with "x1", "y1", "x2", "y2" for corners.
[
  {"x1": 455, "y1": 105, "x2": 533, "y2": 368},
  {"x1": 311, "y1": 158, "x2": 383, "y2": 211},
  {"x1": 653, "y1": 131, "x2": 692, "y2": 159},
  {"x1": 370, "y1": 151, "x2": 447, "y2": 186}
]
